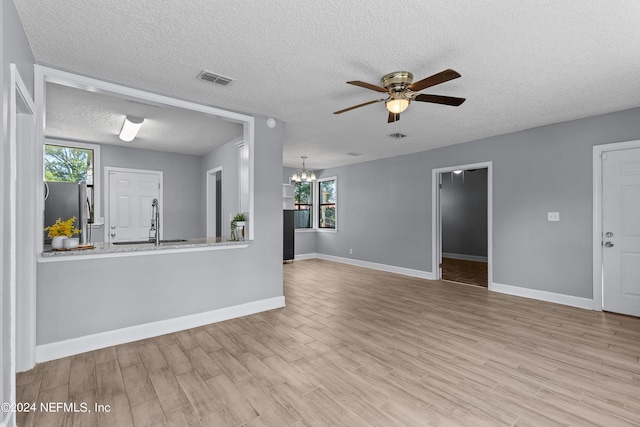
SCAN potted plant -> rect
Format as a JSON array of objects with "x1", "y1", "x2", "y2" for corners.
[
  {"x1": 44, "y1": 216, "x2": 81, "y2": 249},
  {"x1": 231, "y1": 213, "x2": 247, "y2": 241}
]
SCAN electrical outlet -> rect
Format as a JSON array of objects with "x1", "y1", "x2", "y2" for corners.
[
  {"x1": 349, "y1": 248, "x2": 353, "y2": 255},
  {"x1": 548, "y1": 212, "x2": 560, "y2": 222}
]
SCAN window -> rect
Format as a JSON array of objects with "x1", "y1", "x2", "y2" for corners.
[
  {"x1": 294, "y1": 181, "x2": 312, "y2": 228},
  {"x1": 318, "y1": 178, "x2": 336, "y2": 229},
  {"x1": 44, "y1": 139, "x2": 100, "y2": 223}
]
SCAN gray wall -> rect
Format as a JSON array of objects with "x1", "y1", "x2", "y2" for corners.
[
  {"x1": 100, "y1": 144, "x2": 203, "y2": 239},
  {"x1": 441, "y1": 168, "x2": 488, "y2": 258},
  {"x1": 1, "y1": 0, "x2": 35, "y2": 418},
  {"x1": 309, "y1": 107, "x2": 640, "y2": 299},
  {"x1": 37, "y1": 116, "x2": 284, "y2": 344}
]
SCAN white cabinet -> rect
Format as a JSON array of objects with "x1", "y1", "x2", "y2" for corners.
[{"x1": 283, "y1": 184, "x2": 294, "y2": 209}]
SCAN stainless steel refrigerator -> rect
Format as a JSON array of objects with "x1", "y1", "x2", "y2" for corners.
[{"x1": 44, "y1": 182, "x2": 90, "y2": 245}]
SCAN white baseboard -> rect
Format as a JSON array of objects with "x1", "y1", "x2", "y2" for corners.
[
  {"x1": 297, "y1": 253, "x2": 435, "y2": 280},
  {"x1": 36, "y1": 296, "x2": 285, "y2": 363},
  {"x1": 442, "y1": 252, "x2": 488, "y2": 262},
  {"x1": 491, "y1": 282, "x2": 594, "y2": 310}
]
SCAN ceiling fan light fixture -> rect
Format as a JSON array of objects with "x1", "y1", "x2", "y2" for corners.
[
  {"x1": 385, "y1": 97, "x2": 410, "y2": 114},
  {"x1": 119, "y1": 115, "x2": 144, "y2": 142}
]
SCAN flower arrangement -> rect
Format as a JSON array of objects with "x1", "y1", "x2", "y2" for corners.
[{"x1": 44, "y1": 216, "x2": 81, "y2": 238}]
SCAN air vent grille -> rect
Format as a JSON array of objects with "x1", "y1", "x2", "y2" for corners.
[
  {"x1": 388, "y1": 132, "x2": 407, "y2": 139},
  {"x1": 347, "y1": 152, "x2": 363, "y2": 157},
  {"x1": 197, "y1": 70, "x2": 235, "y2": 86}
]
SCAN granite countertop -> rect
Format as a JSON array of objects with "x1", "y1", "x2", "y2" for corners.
[{"x1": 41, "y1": 237, "x2": 250, "y2": 257}]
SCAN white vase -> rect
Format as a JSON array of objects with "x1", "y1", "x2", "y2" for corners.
[
  {"x1": 63, "y1": 237, "x2": 79, "y2": 249},
  {"x1": 51, "y1": 236, "x2": 68, "y2": 249}
]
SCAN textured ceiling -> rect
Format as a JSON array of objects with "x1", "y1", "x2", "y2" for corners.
[
  {"x1": 46, "y1": 83, "x2": 243, "y2": 156},
  {"x1": 14, "y1": 0, "x2": 640, "y2": 169}
]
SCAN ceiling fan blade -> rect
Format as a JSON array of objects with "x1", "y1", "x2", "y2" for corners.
[
  {"x1": 333, "y1": 99, "x2": 385, "y2": 115},
  {"x1": 407, "y1": 69, "x2": 461, "y2": 92},
  {"x1": 347, "y1": 80, "x2": 389, "y2": 93},
  {"x1": 388, "y1": 112, "x2": 400, "y2": 123},
  {"x1": 414, "y1": 94, "x2": 466, "y2": 106}
]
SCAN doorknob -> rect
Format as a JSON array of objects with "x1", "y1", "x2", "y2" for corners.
[
  {"x1": 111, "y1": 225, "x2": 116, "y2": 230},
  {"x1": 605, "y1": 231, "x2": 613, "y2": 237},
  {"x1": 605, "y1": 241, "x2": 614, "y2": 247},
  {"x1": 110, "y1": 233, "x2": 116, "y2": 238}
]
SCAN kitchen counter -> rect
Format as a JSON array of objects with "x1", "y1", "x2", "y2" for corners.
[{"x1": 40, "y1": 237, "x2": 250, "y2": 260}]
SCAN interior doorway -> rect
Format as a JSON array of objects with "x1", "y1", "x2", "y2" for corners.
[
  {"x1": 440, "y1": 168, "x2": 488, "y2": 286},
  {"x1": 432, "y1": 162, "x2": 493, "y2": 288},
  {"x1": 206, "y1": 167, "x2": 223, "y2": 240}
]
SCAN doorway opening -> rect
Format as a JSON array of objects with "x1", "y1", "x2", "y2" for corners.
[
  {"x1": 432, "y1": 162, "x2": 493, "y2": 288},
  {"x1": 206, "y1": 167, "x2": 223, "y2": 240}
]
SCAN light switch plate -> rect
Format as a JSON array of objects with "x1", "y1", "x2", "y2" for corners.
[{"x1": 548, "y1": 212, "x2": 560, "y2": 222}]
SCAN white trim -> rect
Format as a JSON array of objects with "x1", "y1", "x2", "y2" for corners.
[
  {"x1": 36, "y1": 296, "x2": 285, "y2": 363},
  {"x1": 294, "y1": 252, "x2": 318, "y2": 260},
  {"x1": 317, "y1": 175, "x2": 338, "y2": 231},
  {"x1": 432, "y1": 162, "x2": 493, "y2": 289},
  {"x1": 442, "y1": 252, "x2": 488, "y2": 262},
  {"x1": 592, "y1": 139, "x2": 640, "y2": 311},
  {"x1": 304, "y1": 253, "x2": 435, "y2": 280},
  {"x1": 103, "y1": 167, "x2": 163, "y2": 243},
  {"x1": 34, "y1": 65, "x2": 256, "y2": 249},
  {"x1": 10, "y1": 64, "x2": 37, "y2": 379},
  {"x1": 492, "y1": 282, "x2": 594, "y2": 310}
]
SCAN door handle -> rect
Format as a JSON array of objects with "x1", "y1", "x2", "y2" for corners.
[
  {"x1": 111, "y1": 225, "x2": 116, "y2": 230},
  {"x1": 110, "y1": 233, "x2": 116, "y2": 238},
  {"x1": 605, "y1": 241, "x2": 614, "y2": 247}
]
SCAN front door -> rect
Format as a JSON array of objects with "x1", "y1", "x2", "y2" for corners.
[
  {"x1": 107, "y1": 169, "x2": 161, "y2": 242},
  {"x1": 602, "y1": 148, "x2": 640, "y2": 317}
]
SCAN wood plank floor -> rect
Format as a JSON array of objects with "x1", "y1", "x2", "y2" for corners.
[
  {"x1": 16, "y1": 259, "x2": 640, "y2": 426},
  {"x1": 441, "y1": 257, "x2": 488, "y2": 287}
]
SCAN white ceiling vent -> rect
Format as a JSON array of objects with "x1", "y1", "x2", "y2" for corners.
[{"x1": 197, "y1": 70, "x2": 235, "y2": 86}]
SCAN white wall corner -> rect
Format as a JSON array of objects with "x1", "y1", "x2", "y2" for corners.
[
  {"x1": 35, "y1": 296, "x2": 285, "y2": 363},
  {"x1": 491, "y1": 282, "x2": 594, "y2": 310}
]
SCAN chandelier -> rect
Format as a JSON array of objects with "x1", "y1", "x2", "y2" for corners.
[{"x1": 291, "y1": 156, "x2": 316, "y2": 182}]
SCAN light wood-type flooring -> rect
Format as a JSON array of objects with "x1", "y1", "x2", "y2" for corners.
[
  {"x1": 441, "y1": 257, "x2": 488, "y2": 287},
  {"x1": 16, "y1": 259, "x2": 640, "y2": 426}
]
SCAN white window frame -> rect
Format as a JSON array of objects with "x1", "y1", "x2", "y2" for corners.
[
  {"x1": 294, "y1": 175, "x2": 338, "y2": 233},
  {"x1": 44, "y1": 137, "x2": 103, "y2": 226},
  {"x1": 292, "y1": 179, "x2": 314, "y2": 231},
  {"x1": 316, "y1": 176, "x2": 338, "y2": 232}
]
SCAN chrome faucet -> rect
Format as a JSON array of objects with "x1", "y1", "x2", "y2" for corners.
[{"x1": 149, "y1": 198, "x2": 160, "y2": 246}]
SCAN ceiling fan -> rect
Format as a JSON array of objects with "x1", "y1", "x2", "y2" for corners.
[{"x1": 333, "y1": 69, "x2": 466, "y2": 123}]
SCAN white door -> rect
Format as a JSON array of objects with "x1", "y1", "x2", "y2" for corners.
[
  {"x1": 602, "y1": 148, "x2": 640, "y2": 316},
  {"x1": 108, "y1": 170, "x2": 161, "y2": 242}
]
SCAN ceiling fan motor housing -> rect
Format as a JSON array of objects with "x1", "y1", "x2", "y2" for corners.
[{"x1": 382, "y1": 71, "x2": 413, "y2": 92}]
